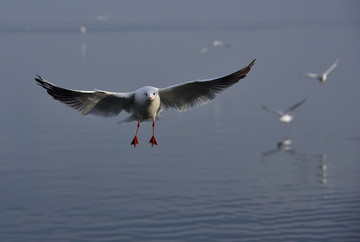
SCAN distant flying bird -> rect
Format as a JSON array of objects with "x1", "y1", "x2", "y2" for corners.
[
  {"x1": 200, "y1": 40, "x2": 230, "y2": 54},
  {"x1": 79, "y1": 26, "x2": 87, "y2": 34},
  {"x1": 262, "y1": 98, "x2": 307, "y2": 123},
  {"x1": 35, "y1": 59, "x2": 255, "y2": 147},
  {"x1": 301, "y1": 58, "x2": 339, "y2": 84},
  {"x1": 96, "y1": 13, "x2": 112, "y2": 22}
]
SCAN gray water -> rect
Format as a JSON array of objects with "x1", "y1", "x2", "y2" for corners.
[{"x1": 1, "y1": 0, "x2": 360, "y2": 241}]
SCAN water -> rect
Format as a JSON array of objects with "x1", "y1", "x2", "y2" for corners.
[{"x1": 1, "y1": 1, "x2": 360, "y2": 241}]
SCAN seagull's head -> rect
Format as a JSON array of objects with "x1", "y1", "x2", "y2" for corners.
[{"x1": 138, "y1": 86, "x2": 159, "y2": 102}]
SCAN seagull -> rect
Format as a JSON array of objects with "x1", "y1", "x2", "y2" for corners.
[
  {"x1": 79, "y1": 26, "x2": 87, "y2": 34},
  {"x1": 96, "y1": 13, "x2": 112, "y2": 22},
  {"x1": 35, "y1": 59, "x2": 255, "y2": 147},
  {"x1": 301, "y1": 58, "x2": 339, "y2": 84},
  {"x1": 200, "y1": 40, "x2": 230, "y2": 54},
  {"x1": 262, "y1": 98, "x2": 307, "y2": 123}
]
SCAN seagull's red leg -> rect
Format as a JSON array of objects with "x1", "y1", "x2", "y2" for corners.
[
  {"x1": 131, "y1": 122, "x2": 140, "y2": 147},
  {"x1": 149, "y1": 121, "x2": 158, "y2": 147}
]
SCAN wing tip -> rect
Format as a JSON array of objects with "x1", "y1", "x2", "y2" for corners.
[
  {"x1": 236, "y1": 58, "x2": 256, "y2": 78},
  {"x1": 249, "y1": 58, "x2": 256, "y2": 67},
  {"x1": 214, "y1": 57, "x2": 256, "y2": 86},
  {"x1": 34, "y1": 74, "x2": 43, "y2": 83},
  {"x1": 34, "y1": 74, "x2": 53, "y2": 90}
]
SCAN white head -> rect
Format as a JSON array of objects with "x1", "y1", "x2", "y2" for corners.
[{"x1": 135, "y1": 86, "x2": 159, "y2": 103}]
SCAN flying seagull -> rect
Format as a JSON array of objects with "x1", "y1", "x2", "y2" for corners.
[
  {"x1": 35, "y1": 59, "x2": 255, "y2": 147},
  {"x1": 200, "y1": 40, "x2": 231, "y2": 54},
  {"x1": 262, "y1": 98, "x2": 307, "y2": 123},
  {"x1": 96, "y1": 13, "x2": 112, "y2": 22},
  {"x1": 301, "y1": 58, "x2": 339, "y2": 84}
]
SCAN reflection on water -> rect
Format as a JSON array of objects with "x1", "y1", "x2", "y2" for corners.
[
  {"x1": 81, "y1": 42, "x2": 87, "y2": 59},
  {"x1": 317, "y1": 153, "x2": 328, "y2": 185},
  {"x1": 262, "y1": 138, "x2": 331, "y2": 186},
  {"x1": 262, "y1": 137, "x2": 296, "y2": 158}
]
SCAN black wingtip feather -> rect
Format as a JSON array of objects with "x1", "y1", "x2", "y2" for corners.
[
  {"x1": 34, "y1": 75, "x2": 53, "y2": 91},
  {"x1": 34, "y1": 74, "x2": 44, "y2": 85},
  {"x1": 215, "y1": 58, "x2": 256, "y2": 88},
  {"x1": 34, "y1": 74, "x2": 43, "y2": 83}
]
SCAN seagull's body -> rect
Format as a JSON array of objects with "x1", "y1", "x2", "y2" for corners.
[
  {"x1": 262, "y1": 98, "x2": 307, "y2": 123},
  {"x1": 279, "y1": 114, "x2": 294, "y2": 123},
  {"x1": 301, "y1": 58, "x2": 339, "y2": 84},
  {"x1": 35, "y1": 59, "x2": 255, "y2": 147}
]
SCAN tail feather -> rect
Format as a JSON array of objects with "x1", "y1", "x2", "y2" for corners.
[{"x1": 118, "y1": 115, "x2": 136, "y2": 124}]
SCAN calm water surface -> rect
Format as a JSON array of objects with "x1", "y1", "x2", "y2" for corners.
[{"x1": 1, "y1": 1, "x2": 359, "y2": 241}]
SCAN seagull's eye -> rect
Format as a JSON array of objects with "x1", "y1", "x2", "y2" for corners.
[
  {"x1": 153, "y1": 92, "x2": 156, "y2": 95},
  {"x1": 145, "y1": 93, "x2": 148, "y2": 96}
]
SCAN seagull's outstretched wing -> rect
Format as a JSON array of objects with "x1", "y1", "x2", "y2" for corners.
[
  {"x1": 285, "y1": 98, "x2": 307, "y2": 114},
  {"x1": 35, "y1": 75, "x2": 134, "y2": 117},
  {"x1": 301, "y1": 72, "x2": 321, "y2": 79},
  {"x1": 261, "y1": 105, "x2": 284, "y2": 117},
  {"x1": 158, "y1": 59, "x2": 255, "y2": 112},
  {"x1": 324, "y1": 58, "x2": 339, "y2": 76}
]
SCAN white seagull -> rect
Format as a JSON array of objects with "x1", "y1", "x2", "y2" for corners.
[
  {"x1": 200, "y1": 40, "x2": 231, "y2": 54},
  {"x1": 301, "y1": 58, "x2": 339, "y2": 84},
  {"x1": 96, "y1": 13, "x2": 112, "y2": 22},
  {"x1": 262, "y1": 98, "x2": 307, "y2": 123},
  {"x1": 35, "y1": 59, "x2": 255, "y2": 147}
]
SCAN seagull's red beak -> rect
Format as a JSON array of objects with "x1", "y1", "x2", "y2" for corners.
[{"x1": 149, "y1": 97, "x2": 152, "y2": 101}]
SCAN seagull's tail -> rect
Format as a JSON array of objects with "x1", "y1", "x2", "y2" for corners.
[
  {"x1": 118, "y1": 115, "x2": 136, "y2": 124},
  {"x1": 118, "y1": 115, "x2": 161, "y2": 125}
]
